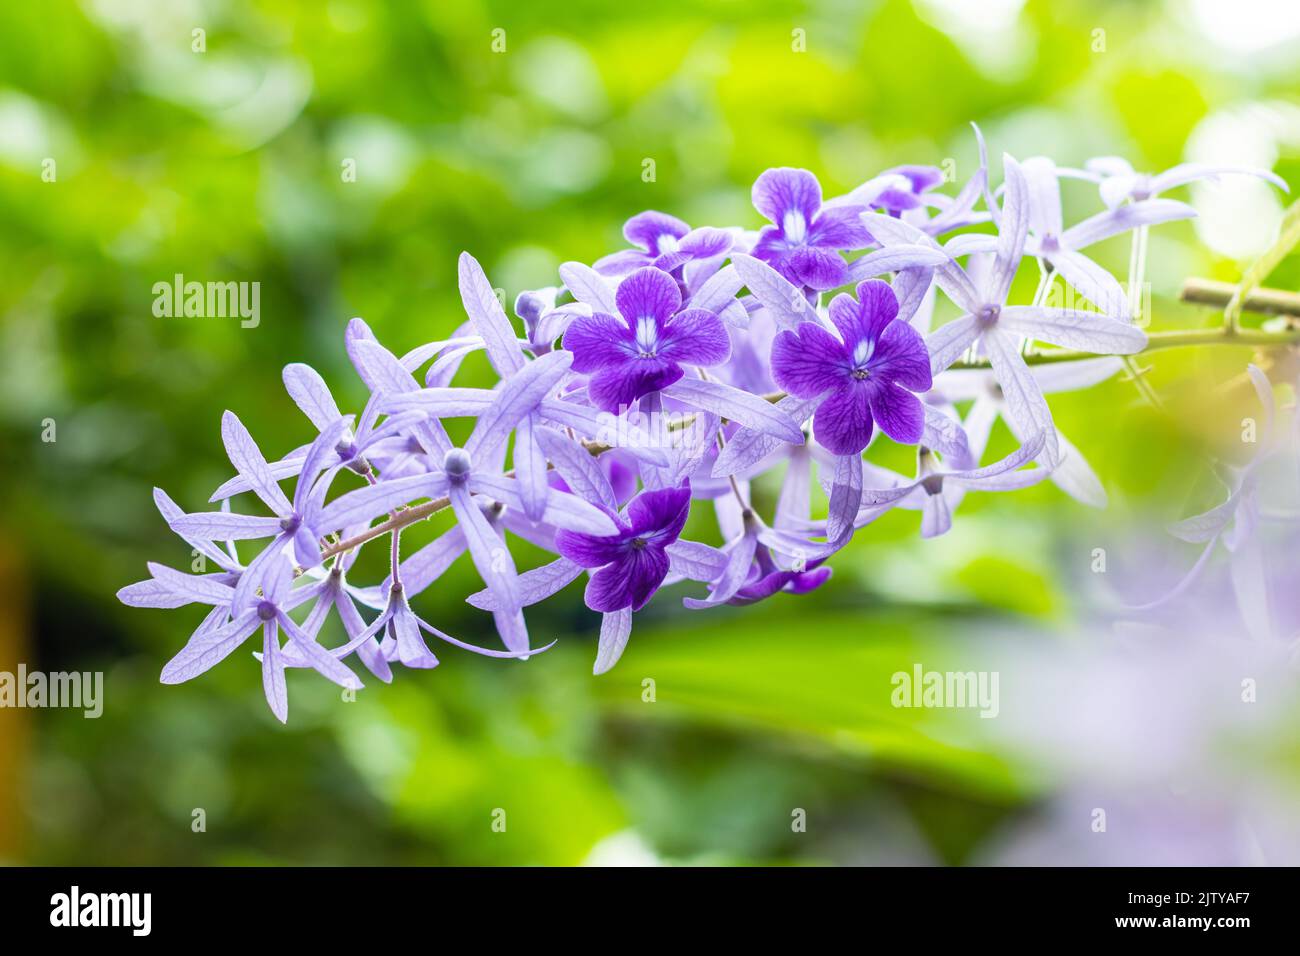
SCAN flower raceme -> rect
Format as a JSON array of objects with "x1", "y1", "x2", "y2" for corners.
[{"x1": 118, "y1": 126, "x2": 1288, "y2": 721}]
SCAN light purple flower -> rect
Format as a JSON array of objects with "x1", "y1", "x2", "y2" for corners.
[
  {"x1": 770, "y1": 279, "x2": 932, "y2": 454},
  {"x1": 563, "y1": 266, "x2": 731, "y2": 412},
  {"x1": 171, "y1": 411, "x2": 347, "y2": 613},
  {"x1": 1019, "y1": 156, "x2": 1196, "y2": 318},
  {"x1": 155, "y1": 554, "x2": 361, "y2": 723},
  {"x1": 1068, "y1": 155, "x2": 1288, "y2": 210},
  {"x1": 750, "y1": 167, "x2": 870, "y2": 290},
  {"x1": 932, "y1": 356, "x2": 1124, "y2": 507},
  {"x1": 855, "y1": 429, "x2": 1053, "y2": 537}
]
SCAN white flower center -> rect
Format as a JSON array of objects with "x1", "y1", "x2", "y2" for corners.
[
  {"x1": 635, "y1": 316, "x2": 659, "y2": 357},
  {"x1": 852, "y1": 338, "x2": 875, "y2": 367},
  {"x1": 782, "y1": 210, "x2": 807, "y2": 243},
  {"x1": 657, "y1": 234, "x2": 679, "y2": 253}
]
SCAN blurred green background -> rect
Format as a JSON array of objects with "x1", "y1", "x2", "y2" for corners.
[{"x1": 2, "y1": 0, "x2": 1300, "y2": 865}]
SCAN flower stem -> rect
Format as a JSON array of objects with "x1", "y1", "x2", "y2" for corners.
[{"x1": 1120, "y1": 224, "x2": 1164, "y2": 411}]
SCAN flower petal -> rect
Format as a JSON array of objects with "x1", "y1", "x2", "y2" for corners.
[
  {"x1": 318, "y1": 473, "x2": 442, "y2": 532},
  {"x1": 752, "y1": 167, "x2": 822, "y2": 226},
  {"x1": 159, "y1": 609, "x2": 260, "y2": 684},
  {"x1": 467, "y1": 557, "x2": 586, "y2": 612},
  {"x1": 845, "y1": 247, "x2": 948, "y2": 283},
  {"x1": 628, "y1": 484, "x2": 691, "y2": 539},
  {"x1": 535, "y1": 426, "x2": 618, "y2": 510},
  {"x1": 277, "y1": 611, "x2": 363, "y2": 688},
  {"x1": 678, "y1": 226, "x2": 733, "y2": 259},
  {"x1": 871, "y1": 319, "x2": 932, "y2": 392},
  {"x1": 458, "y1": 251, "x2": 526, "y2": 376},
  {"x1": 588, "y1": 357, "x2": 683, "y2": 413},
  {"x1": 660, "y1": 308, "x2": 731, "y2": 365},
  {"x1": 924, "y1": 314, "x2": 981, "y2": 375},
  {"x1": 788, "y1": 246, "x2": 847, "y2": 290},
  {"x1": 562, "y1": 311, "x2": 636, "y2": 373},
  {"x1": 663, "y1": 377, "x2": 805, "y2": 444},
  {"x1": 830, "y1": 279, "x2": 898, "y2": 346},
  {"x1": 827, "y1": 452, "x2": 863, "y2": 544},
  {"x1": 623, "y1": 210, "x2": 690, "y2": 252},
  {"x1": 282, "y1": 364, "x2": 343, "y2": 431},
  {"x1": 807, "y1": 205, "x2": 871, "y2": 249},
  {"x1": 770, "y1": 324, "x2": 848, "y2": 398},
  {"x1": 1149, "y1": 162, "x2": 1289, "y2": 196},
  {"x1": 615, "y1": 266, "x2": 681, "y2": 326},
  {"x1": 986, "y1": 154, "x2": 1030, "y2": 305},
  {"x1": 171, "y1": 512, "x2": 284, "y2": 541},
  {"x1": 1046, "y1": 247, "x2": 1129, "y2": 320},
  {"x1": 449, "y1": 482, "x2": 521, "y2": 612},
  {"x1": 261, "y1": 622, "x2": 289, "y2": 723},
  {"x1": 1021, "y1": 156, "x2": 1063, "y2": 238},
  {"x1": 585, "y1": 546, "x2": 670, "y2": 612},
  {"x1": 868, "y1": 382, "x2": 925, "y2": 444},
  {"x1": 594, "y1": 608, "x2": 633, "y2": 674},
  {"x1": 813, "y1": 384, "x2": 874, "y2": 456},
  {"x1": 390, "y1": 599, "x2": 441, "y2": 669},
  {"x1": 555, "y1": 528, "x2": 630, "y2": 568},
  {"x1": 997, "y1": 306, "x2": 1147, "y2": 354},
  {"x1": 982, "y1": 329, "x2": 1059, "y2": 466},
  {"x1": 731, "y1": 253, "x2": 812, "y2": 332},
  {"x1": 221, "y1": 411, "x2": 292, "y2": 516},
  {"x1": 1061, "y1": 199, "x2": 1196, "y2": 249},
  {"x1": 711, "y1": 396, "x2": 819, "y2": 477},
  {"x1": 465, "y1": 349, "x2": 574, "y2": 460},
  {"x1": 470, "y1": 473, "x2": 619, "y2": 535}
]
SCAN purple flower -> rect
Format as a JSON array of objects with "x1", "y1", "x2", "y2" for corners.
[
  {"x1": 769, "y1": 279, "x2": 932, "y2": 455},
  {"x1": 827, "y1": 165, "x2": 946, "y2": 218},
  {"x1": 594, "y1": 211, "x2": 733, "y2": 277},
  {"x1": 750, "y1": 167, "x2": 870, "y2": 290},
  {"x1": 682, "y1": 507, "x2": 836, "y2": 608},
  {"x1": 562, "y1": 267, "x2": 731, "y2": 412},
  {"x1": 728, "y1": 550, "x2": 831, "y2": 606},
  {"x1": 554, "y1": 484, "x2": 691, "y2": 612}
]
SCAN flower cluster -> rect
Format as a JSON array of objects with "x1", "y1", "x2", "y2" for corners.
[{"x1": 119, "y1": 126, "x2": 1286, "y2": 721}]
